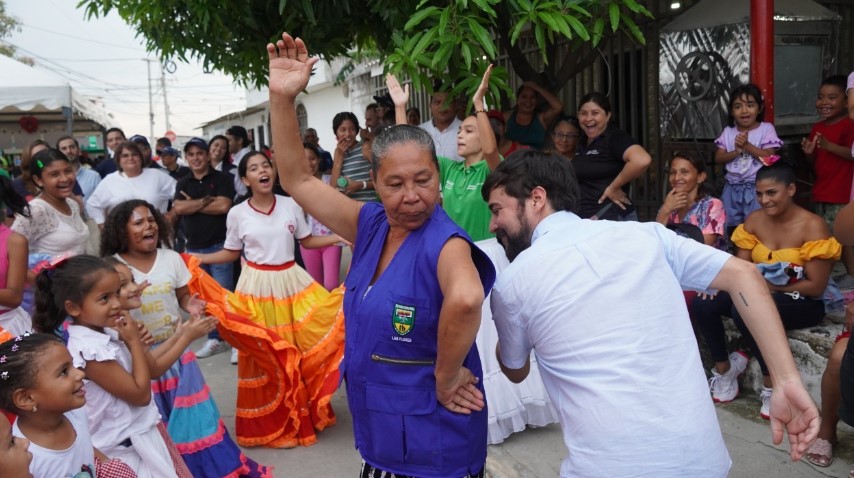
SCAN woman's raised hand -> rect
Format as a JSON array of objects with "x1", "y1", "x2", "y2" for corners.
[
  {"x1": 386, "y1": 73, "x2": 409, "y2": 108},
  {"x1": 267, "y1": 32, "x2": 319, "y2": 100},
  {"x1": 472, "y1": 64, "x2": 494, "y2": 111},
  {"x1": 661, "y1": 188, "x2": 688, "y2": 214}
]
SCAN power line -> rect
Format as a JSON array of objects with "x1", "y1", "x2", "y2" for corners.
[
  {"x1": 5, "y1": 41, "x2": 143, "y2": 89},
  {"x1": 37, "y1": 58, "x2": 143, "y2": 62},
  {"x1": 19, "y1": 23, "x2": 146, "y2": 51}
]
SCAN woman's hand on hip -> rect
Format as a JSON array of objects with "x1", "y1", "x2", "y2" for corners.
[
  {"x1": 436, "y1": 366, "x2": 485, "y2": 415},
  {"x1": 599, "y1": 184, "x2": 631, "y2": 210}
]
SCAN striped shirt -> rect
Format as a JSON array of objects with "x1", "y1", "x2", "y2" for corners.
[{"x1": 341, "y1": 143, "x2": 376, "y2": 202}]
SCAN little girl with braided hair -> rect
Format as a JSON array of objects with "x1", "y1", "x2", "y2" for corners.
[{"x1": 0, "y1": 332, "x2": 145, "y2": 477}]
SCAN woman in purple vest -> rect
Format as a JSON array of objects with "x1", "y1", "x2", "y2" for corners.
[{"x1": 268, "y1": 33, "x2": 496, "y2": 478}]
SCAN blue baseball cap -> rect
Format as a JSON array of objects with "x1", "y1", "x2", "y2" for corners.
[
  {"x1": 129, "y1": 134, "x2": 150, "y2": 146},
  {"x1": 159, "y1": 146, "x2": 179, "y2": 157},
  {"x1": 183, "y1": 137, "x2": 208, "y2": 152}
]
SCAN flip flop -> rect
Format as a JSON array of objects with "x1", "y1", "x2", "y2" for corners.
[{"x1": 805, "y1": 438, "x2": 833, "y2": 467}]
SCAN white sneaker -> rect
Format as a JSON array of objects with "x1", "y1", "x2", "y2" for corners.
[
  {"x1": 759, "y1": 387, "x2": 773, "y2": 420},
  {"x1": 230, "y1": 348, "x2": 239, "y2": 365},
  {"x1": 195, "y1": 339, "x2": 230, "y2": 359},
  {"x1": 709, "y1": 351, "x2": 749, "y2": 402}
]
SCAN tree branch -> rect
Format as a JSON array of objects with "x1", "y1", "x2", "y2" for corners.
[
  {"x1": 554, "y1": 41, "x2": 600, "y2": 89},
  {"x1": 496, "y1": 5, "x2": 537, "y2": 83}
]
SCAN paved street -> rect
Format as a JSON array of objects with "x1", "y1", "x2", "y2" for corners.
[{"x1": 198, "y1": 342, "x2": 853, "y2": 477}]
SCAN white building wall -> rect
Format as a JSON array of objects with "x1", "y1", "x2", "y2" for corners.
[
  {"x1": 200, "y1": 59, "x2": 351, "y2": 152},
  {"x1": 296, "y1": 84, "x2": 349, "y2": 153}
]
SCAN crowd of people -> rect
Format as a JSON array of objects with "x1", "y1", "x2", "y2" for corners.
[{"x1": 0, "y1": 27, "x2": 852, "y2": 477}]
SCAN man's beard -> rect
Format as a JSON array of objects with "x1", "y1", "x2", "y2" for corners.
[{"x1": 496, "y1": 211, "x2": 533, "y2": 262}]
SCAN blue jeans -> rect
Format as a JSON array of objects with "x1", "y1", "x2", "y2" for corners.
[{"x1": 187, "y1": 242, "x2": 234, "y2": 340}]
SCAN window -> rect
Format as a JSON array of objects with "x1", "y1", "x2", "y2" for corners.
[{"x1": 257, "y1": 125, "x2": 266, "y2": 147}]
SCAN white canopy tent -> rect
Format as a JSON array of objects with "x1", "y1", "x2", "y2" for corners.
[{"x1": 0, "y1": 54, "x2": 113, "y2": 153}]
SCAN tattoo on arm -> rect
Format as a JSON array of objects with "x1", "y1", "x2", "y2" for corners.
[{"x1": 738, "y1": 292, "x2": 748, "y2": 307}]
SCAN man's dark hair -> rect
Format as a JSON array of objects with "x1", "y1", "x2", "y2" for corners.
[
  {"x1": 105, "y1": 127, "x2": 125, "y2": 138},
  {"x1": 482, "y1": 150, "x2": 579, "y2": 213},
  {"x1": 55, "y1": 135, "x2": 79, "y2": 149}
]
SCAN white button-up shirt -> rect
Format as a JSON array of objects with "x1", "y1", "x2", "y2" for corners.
[
  {"x1": 420, "y1": 117, "x2": 463, "y2": 161},
  {"x1": 491, "y1": 211, "x2": 732, "y2": 477}
]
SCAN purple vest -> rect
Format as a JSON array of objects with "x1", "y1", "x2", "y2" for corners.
[{"x1": 343, "y1": 203, "x2": 495, "y2": 477}]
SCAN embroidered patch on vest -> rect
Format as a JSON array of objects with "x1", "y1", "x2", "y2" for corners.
[{"x1": 392, "y1": 304, "x2": 415, "y2": 336}]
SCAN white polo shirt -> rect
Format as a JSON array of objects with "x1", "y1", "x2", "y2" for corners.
[
  {"x1": 491, "y1": 212, "x2": 732, "y2": 478},
  {"x1": 420, "y1": 117, "x2": 463, "y2": 161}
]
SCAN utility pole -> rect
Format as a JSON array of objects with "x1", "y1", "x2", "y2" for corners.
[
  {"x1": 161, "y1": 61, "x2": 172, "y2": 132},
  {"x1": 144, "y1": 58, "x2": 155, "y2": 141}
]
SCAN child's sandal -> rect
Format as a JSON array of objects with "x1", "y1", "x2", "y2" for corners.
[{"x1": 805, "y1": 438, "x2": 833, "y2": 467}]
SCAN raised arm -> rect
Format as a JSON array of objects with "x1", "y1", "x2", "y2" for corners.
[
  {"x1": 386, "y1": 73, "x2": 409, "y2": 126},
  {"x1": 473, "y1": 65, "x2": 500, "y2": 171},
  {"x1": 268, "y1": 33, "x2": 362, "y2": 243},
  {"x1": 524, "y1": 81, "x2": 563, "y2": 127}
]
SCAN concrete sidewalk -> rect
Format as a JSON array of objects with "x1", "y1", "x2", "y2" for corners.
[{"x1": 199, "y1": 343, "x2": 851, "y2": 477}]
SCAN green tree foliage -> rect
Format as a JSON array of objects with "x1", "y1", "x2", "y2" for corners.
[
  {"x1": 78, "y1": 0, "x2": 651, "y2": 105},
  {"x1": 0, "y1": 0, "x2": 22, "y2": 59}
]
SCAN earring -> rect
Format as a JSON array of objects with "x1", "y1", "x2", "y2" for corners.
[{"x1": 32, "y1": 404, "x2": 37, "y2": 413}]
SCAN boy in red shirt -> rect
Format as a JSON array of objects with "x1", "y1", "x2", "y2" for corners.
[{"x1": 802, "y1": 74, "x2": 854, "y2": 275}]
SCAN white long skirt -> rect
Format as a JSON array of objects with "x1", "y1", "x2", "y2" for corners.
[
  {"x1": 475, "y1": 238, "x2": 559, "y2": 445},
  {"x1": 0, "y1": 307, "x2": 31, "y2": 336}
]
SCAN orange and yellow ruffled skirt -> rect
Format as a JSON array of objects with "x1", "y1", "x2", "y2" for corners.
[{"x1": 183, "y1": 256, "x2": 345, "y2": 449}]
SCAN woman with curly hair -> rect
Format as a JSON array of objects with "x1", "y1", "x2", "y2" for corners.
[{"x1": 101, "y1": 199, "x2": 269, "y2": 478}]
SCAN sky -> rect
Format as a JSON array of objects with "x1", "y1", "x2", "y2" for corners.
[{"x1": 4, "y1": 0, "x2": 247, "y2": 137}]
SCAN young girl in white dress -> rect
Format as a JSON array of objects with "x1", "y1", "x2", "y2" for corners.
[
  {"x1": 99, "y1": 201, "x2": 269, "y2": 476},
  {"x1": 31, "y1": 255, "x2": 206, "y2": 478},
  {"x1": 192, "y1": 151, "x2": 345, "y2": 448},
  {"x1": 0, "y1": 332, "x2": 98, "y2": 478}
]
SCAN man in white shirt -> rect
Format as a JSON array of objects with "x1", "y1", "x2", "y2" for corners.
[
  {"x1": 481, "y1": 150, "x2": 819, "y2": 477},
  {"x1": 56, "y1": 135, "x2": 101, "y2": 199},
  {"x1": 419, "y1": 90, "x2": 463, "y2": 161},
  {"x1": 226, "y1": 125, "x2": 252, "y2": 168}
]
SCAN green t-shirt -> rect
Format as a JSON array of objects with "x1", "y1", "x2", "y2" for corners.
[{"x1": 438, "y1": 156, "x2": 495, "y2": 242}]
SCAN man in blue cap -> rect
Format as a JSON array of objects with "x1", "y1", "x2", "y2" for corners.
[{"x1": 173, "y1": 137, "x2": 236, "y2": 359}]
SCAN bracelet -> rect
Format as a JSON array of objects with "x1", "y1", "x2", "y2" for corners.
[
  {"x1": 361, "y1": 180, "x2": 368, "y2": 190},
  {"x1": 475, "y1": 109, "x2": 487, "y2": 115}
]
